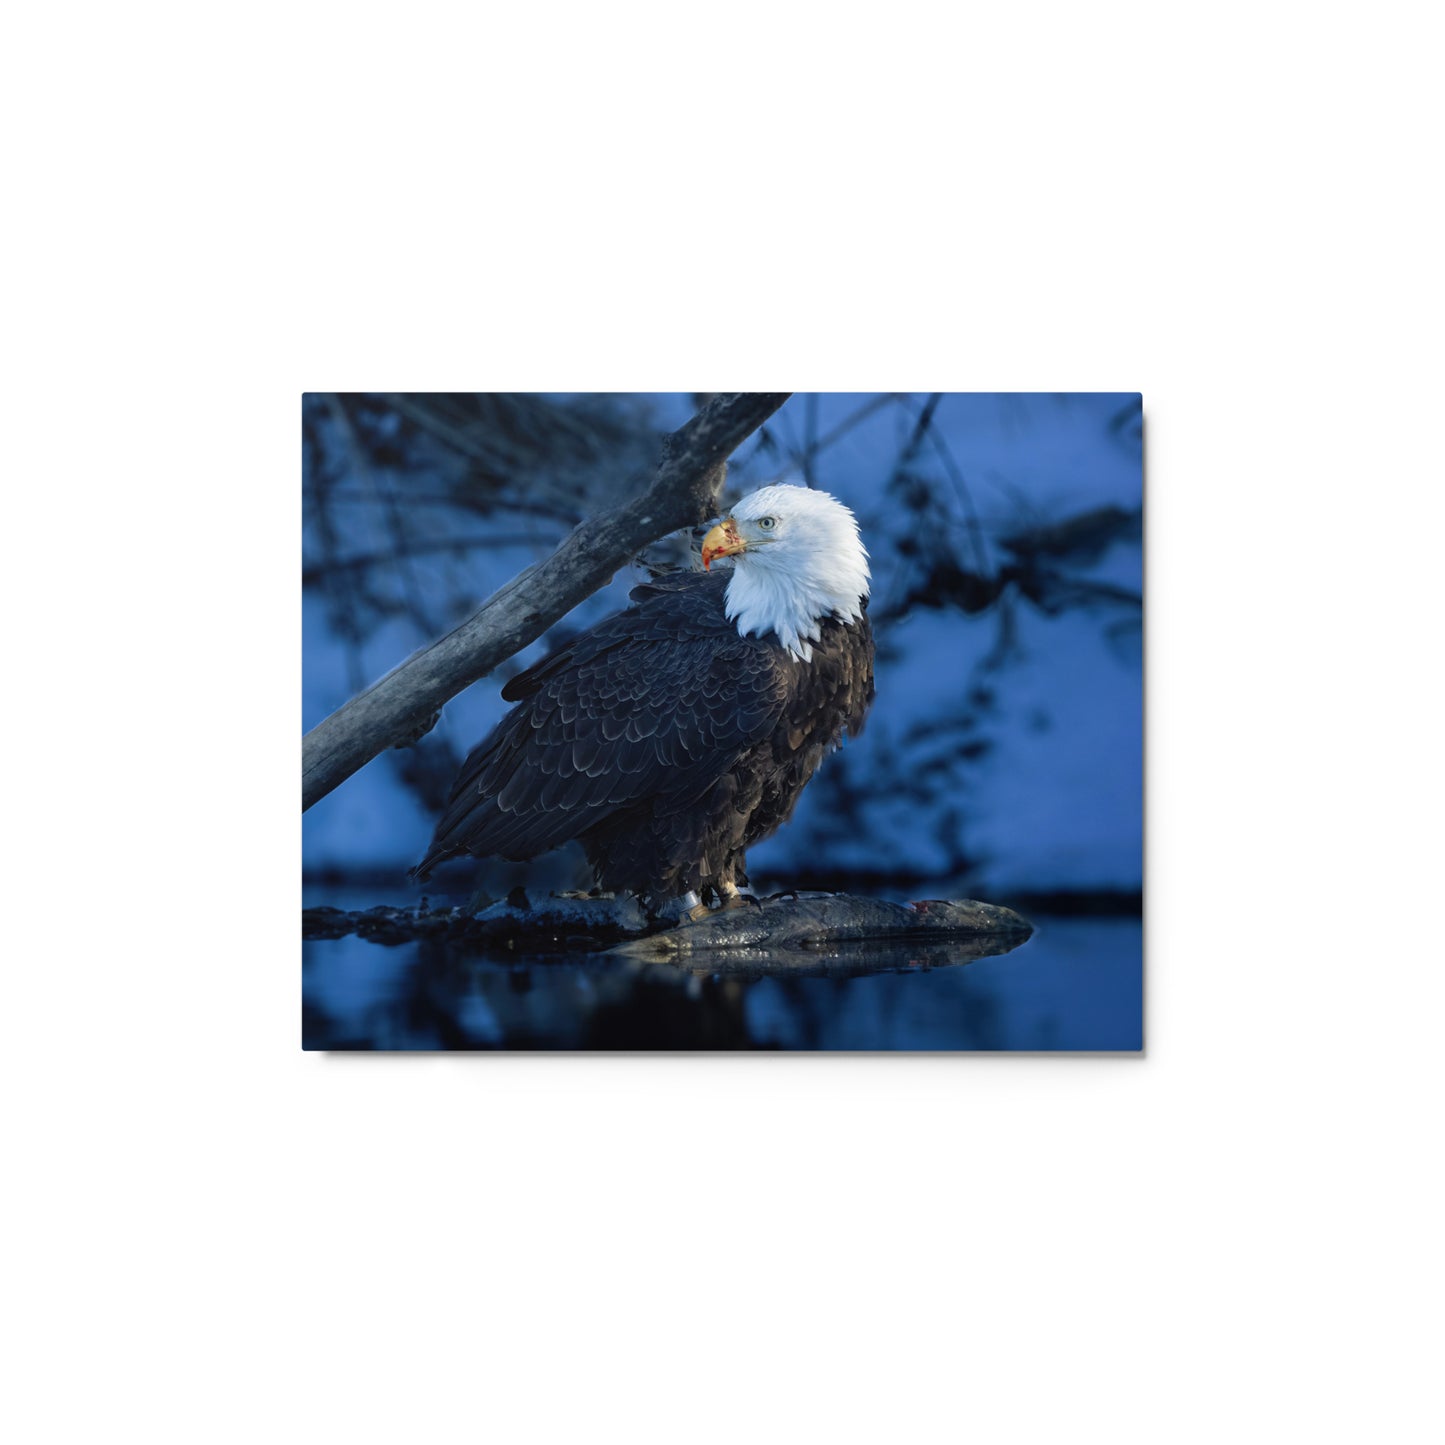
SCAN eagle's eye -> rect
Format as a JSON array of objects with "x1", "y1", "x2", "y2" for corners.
[{"x1": 757, "y1": 516, "x2": 776, "y2": 530}]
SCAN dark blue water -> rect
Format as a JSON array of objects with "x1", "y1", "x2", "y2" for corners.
[{"x1": 302, "y1": 900, "x2": 1142, "y2": 1051}]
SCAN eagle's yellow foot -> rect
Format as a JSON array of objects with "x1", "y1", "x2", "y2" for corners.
[
  {"x1": 651, "y1": 890, "x2": 711, "y2": 924},
  {"x1": 716, "y1": 893, "x2": 761, "y2": 911},
  {"x1": 711, "y1": 880, "x2": 761, "y2": 912},
  {"x1": 664, "y1": 886, "x2": 755, "y2": 923}
]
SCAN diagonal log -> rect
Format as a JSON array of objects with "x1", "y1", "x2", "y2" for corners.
[{"x1": 303, "y1": 392, "x2": 792, "y2": 811}]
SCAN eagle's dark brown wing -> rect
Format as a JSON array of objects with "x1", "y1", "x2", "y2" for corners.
[{"x1": 414, "y1": 573, "x2": 794, "y2": 878}]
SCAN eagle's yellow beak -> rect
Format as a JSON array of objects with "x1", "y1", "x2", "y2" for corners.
[{"x1": 701, "y1": 518, "x2": 745, "y2": 570}]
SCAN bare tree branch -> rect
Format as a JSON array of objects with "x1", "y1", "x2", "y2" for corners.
[{"x1": 303, "y1": 392, "x2": 793, "y2": 811}]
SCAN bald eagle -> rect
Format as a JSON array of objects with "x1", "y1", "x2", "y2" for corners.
[{"x1": 415, "y1": 484, "x2": 874, "y2": 911}]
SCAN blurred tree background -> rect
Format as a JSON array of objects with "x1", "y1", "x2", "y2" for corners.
[{"x1": 303, "y1": 393, "x2": 1142, "y2": 907}]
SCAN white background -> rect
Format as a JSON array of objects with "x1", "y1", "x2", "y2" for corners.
[{"x1": 2, "y1": 3, "x2": 1440, "y2": 1443}]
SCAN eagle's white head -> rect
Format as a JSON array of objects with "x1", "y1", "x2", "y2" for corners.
[{"x1": 701, "y1": 484, "x2": 870, "y2": 662}]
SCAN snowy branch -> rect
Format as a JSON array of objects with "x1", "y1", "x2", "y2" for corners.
[{"x1": 302, "y1": 392, "x2": 792, "y2": 811}]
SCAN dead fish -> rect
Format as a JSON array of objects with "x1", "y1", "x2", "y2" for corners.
[{"x1": 611, "y1": 894, "x2": 1033, "y2": 959}]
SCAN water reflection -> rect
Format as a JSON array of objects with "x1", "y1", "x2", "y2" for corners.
[{"x1": 302, "y1": 915, "x2": 1142, "y2": 1051}]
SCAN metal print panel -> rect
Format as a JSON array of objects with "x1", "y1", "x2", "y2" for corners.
[{"x1": 302, "y1": 392, "x2": 1143, "y2": 1050}]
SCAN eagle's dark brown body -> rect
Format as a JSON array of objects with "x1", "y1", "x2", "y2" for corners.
[{"x1": 415, "y1": 570, "x2": 874, "y2": 909}]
